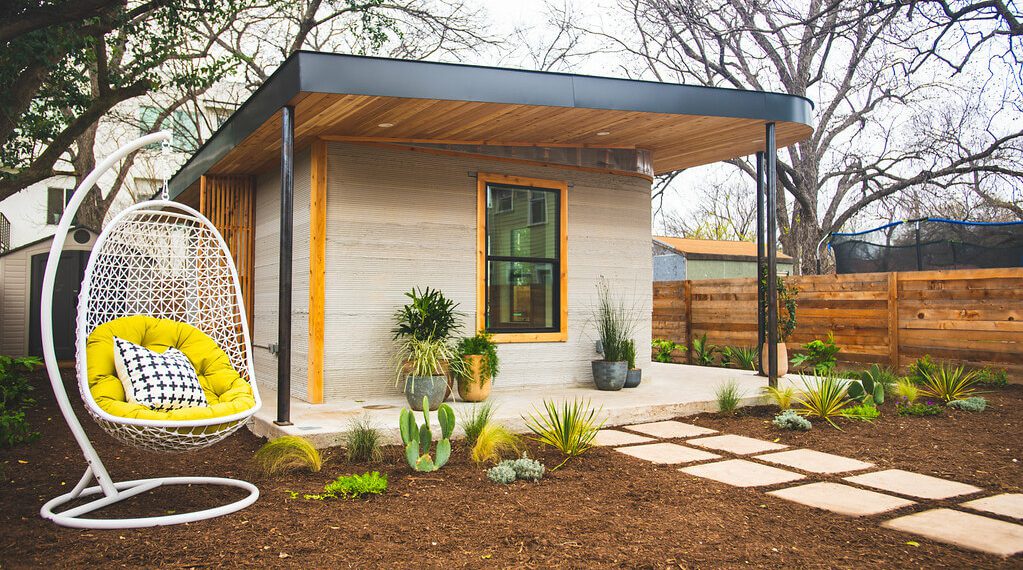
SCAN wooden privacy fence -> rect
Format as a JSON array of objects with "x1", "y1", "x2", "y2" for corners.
[{"x1": 653, "y1": 268, "x2": 1023, "y2": 375}]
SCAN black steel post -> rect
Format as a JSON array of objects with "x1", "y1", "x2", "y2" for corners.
[
  {"x1": 766, "y1": 123, "x2": 779, "y2": 388},
  {"x1": 275, "y1": 105, "x2": 295, "y2": 426},
  {"x1": 755, "y1": 151, "x2": 766, "y2": 375}
]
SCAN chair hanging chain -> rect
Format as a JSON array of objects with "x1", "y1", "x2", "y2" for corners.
[{"x1": 160, "y1": 137, "x2": 172, "y2": 200}]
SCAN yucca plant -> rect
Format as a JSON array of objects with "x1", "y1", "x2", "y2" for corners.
[
  {"x1": 793, "y1": 373, "x2": 853, "y2": 429},
  {"x1": 722, "y1": 346, "x2": 758, "y2": 371},
  {"x1": 471, "y1": 422, "x2": 522, "y2": 465},
  {"x1": 523, "y1": 398, "x2": 605, "y2": 471},
  {"x1": 253, "y1": 436, "x2": 322, "y2": 476},
  {"x1": 763, "y1": 385, "x2": 796, "y2": 410},
  {"x1": 344, "y1": 416, "x2": 382, "y2": 463},
  {"x1": 460, "y1": 402, "x2": 494, "y2": 445},
  {"x1": 920, "y1": 362, "x2": 981, "y2": 403},
  {"x1": 715, "y1": 380, "x2": 743, "y2": 413}
]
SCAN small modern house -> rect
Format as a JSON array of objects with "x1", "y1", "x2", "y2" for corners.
[
  {"x1": 653, "y1": 236, "x2": 793, "y2": 281},
  {"x1": 164, "y1": 52, "x2": 813, "y2": 408}
]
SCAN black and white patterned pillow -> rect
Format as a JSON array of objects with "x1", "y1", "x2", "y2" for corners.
[{"x1": 112, "y1": 337, "x2": 208, "y2": 411}]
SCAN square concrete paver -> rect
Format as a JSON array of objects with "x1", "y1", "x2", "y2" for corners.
[
  {"x1": 679, "y1": 459, "x2": 804, "y2": 488},
  {"x1": 883, "y1": 508, "x2": 1023, "y2": 557},
  {"x1": 844, "y1": 469, "x2": 982, "y2": 500},
  {"x1": 615, "y1": 442, "x2": 722, "y2": 465},
  {"x1": 962, "y1": 494, "x2": 1023, "y2": 520},
  {"x1": 768, "y1": 482, "x2": 915, "y2": 517},
  {"x1": 622, "y1": 420, "x2": 717, "y2": 439},
  {"x1": 755, "y1": 449, "x2": 874, "y2": 474},
  {"x1": 688, "y1": 434, "x2": 787, "y2": 455},
  {"x1": 593, "y1": 429, "x2": 655, "y2": 447}
]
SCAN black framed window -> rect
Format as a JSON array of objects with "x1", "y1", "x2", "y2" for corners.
[{"x1": 485, "y1": 183, "x2": 560, "y2": 333}]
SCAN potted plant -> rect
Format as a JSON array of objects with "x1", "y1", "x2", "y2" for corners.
[
  {"x1": 456, "y1": 331, "x2": 499, "y2": 402},
  {"x1": 591, "y1": 278, "x2": 636, "y2": 391},
  {"x1": 392, "y1": 287, "x2": 464, "y2": 410},
  {"x1": 758, "y1": 268, "x2": 798, "y2": 377},
  {"x1": 623, "y1": 339, "x2": 642, "y2": 388}
]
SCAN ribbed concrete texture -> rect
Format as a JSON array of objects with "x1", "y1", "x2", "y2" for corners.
[
  {"x1": 680, "y1": 459, "x2": 804, "y2": 488},
  {"x1": 844, "y1": 469, "x2": 982, "y2": 500},
  {"x1": 961, "y1": 494, "x2": 1023, "y2": 521},
  {"x1": 883, "y1": 508, "x2": 1023, "y2": 557},
  {"x1": 755, "y1": 449, "x2": 874, "y2": 474},
  {"x1": 688, "y1": 434, "x2": 787, "y2": 455},
  {"x1": 622, "y1": 420, "x2": 717, "y2": 439},
  {"x1": 615, "y1": 442, "x2": 721, "y2": 465},
  {"x1": 768, "y1": 482, "x2": 915, "y2": 517}
]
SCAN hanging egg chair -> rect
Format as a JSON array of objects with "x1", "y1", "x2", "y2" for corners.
[{"x1": 39, "y1": 132, "x2": 262, "y2": 529}]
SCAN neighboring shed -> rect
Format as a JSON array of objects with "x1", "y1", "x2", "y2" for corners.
[
  {"x1": 0, "y1": 228, "x2": 97, "y2": 359},
  {"x1": 653, "y1": 236, "x2": 793, "y2": 280}
]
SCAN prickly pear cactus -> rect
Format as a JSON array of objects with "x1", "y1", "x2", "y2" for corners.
[
  {"x1": 399, "y1": 396, "x2": 455, "y2": 472},
  {"x1": 848, "y1": 377, "x2": 885, "y2": 406}
]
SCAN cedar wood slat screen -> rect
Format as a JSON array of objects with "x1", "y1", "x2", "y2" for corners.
[
  {"x1": 199, "y1": 175, "x2": 256, "y2": 332},
  {"x1": 653, "y1": 268, "x2": 1023, "y2": 377}
]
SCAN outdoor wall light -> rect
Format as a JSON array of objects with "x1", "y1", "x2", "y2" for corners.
[
  {"x1": 377, "y1": 122, "x2": 395, "y2": 128},
  {"x1": 596, "y1": 131, "x2": 611, "y2": 136}
]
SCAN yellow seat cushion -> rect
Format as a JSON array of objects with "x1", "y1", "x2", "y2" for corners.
[{"x1": 87, "y1": 315, "x2": 255, "y2": 421}]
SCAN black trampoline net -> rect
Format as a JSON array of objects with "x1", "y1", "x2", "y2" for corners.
[{"x1": 830, "y1": 218, "x2": 1023, "y2": 274}]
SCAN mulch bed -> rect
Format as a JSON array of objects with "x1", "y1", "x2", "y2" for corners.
[{"x1": 2, "y1": 371, "x2": 1021, "y2": 569}]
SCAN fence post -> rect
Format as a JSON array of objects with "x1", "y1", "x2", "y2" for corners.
[
  {"x1": 888, "y1": 271, "x2": 900, "y2": 370},
  {"x1": 683, "y1": 280, "x2": 693, "y2": 365}
]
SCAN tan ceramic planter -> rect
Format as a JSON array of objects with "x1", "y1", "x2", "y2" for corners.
[
  {"x1": 457, "y1": 354, "x2": 493, "y2": 402},
  {"x1": 759, "y1": 342, "x2": 789, "y2": 377}
]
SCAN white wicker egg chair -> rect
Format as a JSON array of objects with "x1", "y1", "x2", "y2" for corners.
[{"x1": 39, "y1": 132, "x2": 262, "y2": 529}]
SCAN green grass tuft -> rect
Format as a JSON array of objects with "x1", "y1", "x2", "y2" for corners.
[
  {"x1": 344, "y1": 416, "x2": 382, "y2": 463},
  {"x1": 254, "y1": 435, "x2": 322, "y2": 476},
  {"x1": 460, "y1": 402, "x2": 494, "y2": 445},
  {"x1": 715, "y1": 380, "x2": 743, "y2": 413}
]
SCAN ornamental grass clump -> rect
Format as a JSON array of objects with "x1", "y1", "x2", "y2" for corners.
[
  {"x1": 920, "y1": 362, "x2": 981, "y2": 403},
  {"x1": 715, "y1": 380, "x2": 743, "y2": 413},
  {"x1": 254, "y1": 436, "x2": 322, "y2": 476},
  {"x1": 523, "y1": 398, "x2": 604, "y2": 471},
  {"x1": 471, "y1": 422, "x2": 521, "y2": 465},
  {"x1": 773, "y1": 409, "x2": 811, "y2": 431},
  {"x1": 793, "y1": 373, "x2": 852, "y2": 429},
  {"x1": 893, "y1": 378, "x2": 920, "y2": 403},
  {"x1": 593, "y1": 278, "x2": 637, "y2": 362},
  {"x1": 344, "y1": 416, "x2": 382, "y2": 463},
  {"x1": 763, "y1": 385, "x2": 796, "y2": 410},
  {"x1": 460, "y1": 402, "x2": 493, "y2": 446}
]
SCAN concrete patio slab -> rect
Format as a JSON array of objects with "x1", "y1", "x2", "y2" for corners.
[
  {"x1": 615, "y1": 442, "x2": 722, "y2": 465},
  {"x1": 844, "y1": 469, "x2": 982, "y2": 500},
  {"x1": 679, "y1": 459, "x2": 805, "y2": 487},
  {"x1": 883, "y1": 508, "x2": 1023, "y2": 557},
  {"x1": 251, "y1": 362, "x2": 779, "y2": 448},
  {"x1": 622, "y1": 420, "x2": 717, "y2": 439},
  {"x1": 688, "y1": 434, "x2": 787, "y2": 455},
  {"x1": 755, "y1": 449, "x2": 874, "y2": 474},
  {"x1": 961, "y1": 494, "x2": 1023, "y2": 521},
  {"x1": 768, "y1": 482, "x2": 915, "y2": 517},
  {"x1": 593, "y1": 429, "x2": 655, "y2": 447}
]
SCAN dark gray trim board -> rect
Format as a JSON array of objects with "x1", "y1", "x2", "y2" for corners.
[{"x1": 168, "y1": 51, "x2": 815, "y2": 199}]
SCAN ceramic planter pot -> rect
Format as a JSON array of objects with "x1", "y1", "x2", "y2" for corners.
[
  {"x1": 758, "y1": 342, "x2": 789, "y2": 377},
  {"x1": 592, "y1": 360, "x2": 627, "y2": 391},
  {"x1": 404, "y1": 375, "x2": 448, "y2": 410},
  {"x1": 457, "y1": 354, "x2": 492, "y2": 402},
  {"x1": 624, "y1": 368, "x2": 642, "y2": 388}
]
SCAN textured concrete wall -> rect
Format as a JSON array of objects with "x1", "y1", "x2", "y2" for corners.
[
  {"x1": 653, "y1": 252, "x2": 687, "y2": 281},
  {"x1": 687, "y1": 258, "x2": 793, "y2": 280}
]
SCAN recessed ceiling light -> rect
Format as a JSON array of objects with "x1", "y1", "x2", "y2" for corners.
[
  {"x1": 377, "y1": 122, "x2": 395, "y2": 128},
  {"x1": 596, "y1": 131, "x2": 611, "y2": 136}
]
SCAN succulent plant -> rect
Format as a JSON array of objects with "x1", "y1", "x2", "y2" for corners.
[
  {"x1": 773, "y1": 409, "x2": 811, "y2": 431},
  {"x1": 846, "y1": 375, "x2": 885, "y2": 406},
  {"x1": 487, "y1": 463, "x2": 517, "y2": 484},
  {"x1": 947, "y1": 396, "x2": 987, "y2": 412},
  {"x1": 510, "y1": 453, "x2": 546, "y2": 482},
  {"x1": 399, "y1": 396, "x2": 455, "y2": 472}
]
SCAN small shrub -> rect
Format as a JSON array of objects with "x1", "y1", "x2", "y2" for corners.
[
  {"x1": 344, "y1": 416, "x2": 382, "y2": 463},
  {"x1": 896, "y1": 400, "x2": 943, "y2": 417},
  {"x1": 254, "y1": 436, "x2": 322, "y2": 476},
  {"x1": 773, "y1": 409, "x2": 811, "y2": 431},
  {"x1": 948, "y1": 397, "x2": 987, "y2": 412},
  {"x1": 471, "y1": 422, "x2": 521, "y2": 465},
  {"x1": 715, "y1": 380, "x2": 743, "y2": 413},
  {"x1": 920, "y1": 362, "x2": 980, "y2": 402},
  {"x1": 652, "y1": 339, "x2": 683, "y2": 363},
  {"x1": 790, "y1": 333, "x2": 840, "y2": 375},
  {"x1": 722, "y1": 346, "x2": 758, "y2": 371},
  {"x1": 794, "y1": 373, "x2": 852, "y2": 429},
  {"x1": 908, "y1": 354, "x2": 937, "y2": 383},
  {"x1": 842, "y1": 403, "x2": 880, "y2": 421},
  {"x1": 307, "y1": 472, "x2": 387, "y2": 500},
  {"x1": 523, "y1": 398, "x2": 604, "y2": 470},
  {"x1": 975, "y1": 367, "x2": 1008, "y2": 387},
  {"x1": 0, "y1": 355, "x2": 42, "y2": 448},
  {"x1": 460, "y1": 402, "x2": 493, "y2": 446},
  {"x1": 763, "y1": 385, "x2": 796, "y2": 410},
  {"x1": 893, "y1": 378, "x2": 919, "y2": 403},
  {"x1": 487, "y1": 463, "x2": 517, "y2": 484},
  {"x1": 861, "y1": 364, "x2": 898, "y2": 392},
  {"x1": 691, "y1": 333, "x2": 719, "y2": 366}
]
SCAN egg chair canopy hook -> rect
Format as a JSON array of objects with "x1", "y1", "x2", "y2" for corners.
[{"x1": 38, "y1": 131, "x2": 262, "y2": 529}]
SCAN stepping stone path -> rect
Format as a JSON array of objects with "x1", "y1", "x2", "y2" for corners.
[
  {"x1": 615, "y1": 420, "x2": 1022, "y2": 558},
  {"x1": 843, "y1": 469, "x2": 983, "y2": 500},
  {"x1": 755, "y1": 449, "x2": 873, "y2": 474},
  {"x1": 961, "y1": 493, "x2": 1023, "y2": 521},
  {"x1": 679, "y1": 459, "x2": 804, "y2": 487},
  {"x1": 687, "y1": 434, "x2": 787, "y2": 455},
  {"x1": 768, "y1": 482, "x2": 914, "y2": 517},
  {"x1": 623, "y1": 420, "x2": 717, "y2": 439},
  {"x1": 883, "y1": 508, "x2": 1023, "y2": 557},
  {"x1": 593, "y1": 429, "x2": 654, "y2": 447},
  {"x1": 615, "y1": 442, "x2": 721, "y2": 465}
]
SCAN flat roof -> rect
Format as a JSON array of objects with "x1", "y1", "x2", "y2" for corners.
[
  {"x1": 169, "y1": 52, "x2": 814, "y2": 198},
  {"x1": 654, "y1": 236, "x2": 792, "y2": 261}
]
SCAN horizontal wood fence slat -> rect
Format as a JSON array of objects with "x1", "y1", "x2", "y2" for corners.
[{"x1": 652, "y1": 268, "x2": 1023, "y2": 377}]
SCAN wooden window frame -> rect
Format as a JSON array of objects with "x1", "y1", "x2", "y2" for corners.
[{"x1": 476, "y1": 172, "x2": 568, "y2": 343}]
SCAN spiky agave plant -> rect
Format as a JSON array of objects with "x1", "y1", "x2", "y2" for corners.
[
  {"x1": 253, "y1": 435, "x2": 322, "y2": 476},
  {"x1": 722, "y1": 346, "x2": 758, "y2": 371},
  {"x1": 523, "y1": 398, "x2": 605, "y2": 471},
  {"x1": 794, "y1": 373, "x2": 853, "y2": 429},
  {"x1": 920, "y1": 362, "x2": 981, "y2": 403}
]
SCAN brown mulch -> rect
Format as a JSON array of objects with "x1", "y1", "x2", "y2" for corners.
[{"x1": 1, "y1": 372, "x2": 1021, "y2": 569}]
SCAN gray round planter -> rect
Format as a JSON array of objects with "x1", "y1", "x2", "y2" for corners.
[
  {"x1": 624, "y1": 368, "x2": 642, "y2": 388},
  {"x1": 404, "y1": 375, "x2": 448, "y2": 410},
  {"x1": 591, "y1": 360, "x2": 628, "y2": 391}
]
